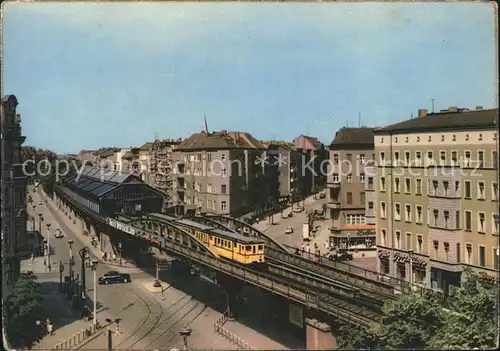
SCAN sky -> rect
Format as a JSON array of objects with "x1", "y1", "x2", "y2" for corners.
[{"x1": 2, "y1": 1, "x2": 498, "y2": 154}]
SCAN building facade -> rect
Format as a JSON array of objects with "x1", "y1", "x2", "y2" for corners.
[
  {"x1": 150, "y1": 138, "x2": 182, "y2": 208},
  {"x1": 374, "y1": 107, "x2": 500, "y2": 292},
  {"x1": 327, "y1": 127, "x2": 377, "y2": 251},
  {"x1": 172, "y1": 131, "x2": 271, "y2": 217},
  {"x1": 1, "y1": 95, "x2": 29, "y2": 288},
  {"x1": 122, "y1": 142, "x2": 153, "y2": 182},
  {"x1": 293, "y1": 135, "x2": 328, "y2": 194}
]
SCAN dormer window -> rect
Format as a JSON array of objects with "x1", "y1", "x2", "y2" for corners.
[{"x1": 465, "y1": 134, "x2": 469, "y2": 141}]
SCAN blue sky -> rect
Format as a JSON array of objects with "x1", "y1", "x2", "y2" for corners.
[{"x1": 3, "y1": 2, "x2": 497, "y2": 154}]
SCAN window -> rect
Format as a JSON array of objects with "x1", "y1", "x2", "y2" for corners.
[
  {"x1": 433, "y1": 209, "x2": 439, "y2": 226},
  {"x1": 465, "y1": 211, "x2": 472, "y2": 231},
  {"x1": 367, "y1": 177, "x2": 374, "y2": 190},
  {"x1": 479, "y1": 133, "x2": 483, "y2": 141},
  {"x1": 207, "y1": 184, "x2": 213, "y2": 193},
  {"x1": 493, "y1": 151, "x2": 498, "y2": 168},
  {"x1": 346, "y1": 214, "x2": 366, "y2": 225},
  {"x1": 360, "y1": 173, "x2": 365, "y2": 183},
  {"x1": 427, "y1": 207, "x2": 431, "y2": 225},
  {"x1": 431, "y1": 180, "x2": 438, "y2": 195},
  {"x1": 464, "y1": 181, "x2": 471, "y2": 199},
  {"x1": 440, "y1": 151, "x2": 446, "y2": 165},
  {"x1": 417, "y1": 235, "x2": 423, "y2": 254},
  {"x1": 347, "y1": 174, "x2": 353, "y2": 183},
  {"x1": 360, "y1": 192, "x2": 365, "y2": 205},
  {"x1": 394, "y1": 203, "x2": 401, "y2": 221},
  {"x1": 405, "y1": 205, "x2": 412, "y2": 222},
  {"x1": 416, "y1": 206, "x2": 423, "y2": 223},
  {"x1": 442, "y1": 181, "x2": 449, "y2": 196},
  {"x1": 406, "y1": 136, "x2": 409, "y2": 143},
  {"x1": 477, "y1": 151, "x2": 484, "y2": 168},
  {"x1": 494, "y1": 247, "x2": 499, "y2": 270},
  {"x1": 478, "y1": 181, "x2": 485, "y2": 199},
  {"x1": 451, "y1": 151, "x2": 458, "y2": 166},
  {"x1": 427, "y1": 151, "x2": 434, "y2": 166},
  {"x1": 394, "y1": 178, "x2": 400, "y2": 193},
  {"x1": 479, "y1": 246, "x2": 486, "y2": 267},
  {"x1": 444, "y1": 210, "x2": 450, "y2": 228},
  {"x1": 380, "y1": 229, "x2": 387, "y2": 246},
  {"x1": 415, "y1": 151, "x2": 422, "y2": 166},
  {"x1": 441, "y1": 135, "x2": 445, "y2": 142},
  {"x1": 493, "y1": 182, "x2": 498, "y2": 201},
  {"x1": 444, "y1": 242, "x2": 450, "y2": 261},
  {"x1": 380, "y1": 177, "x2": 386, "y2": 191},
  {"x1": 416, "y1": 178, "x2": 422, "y2": 195},
  {"x1": 404, "y1": 151, "x2": 410, "y2": 165},
  {"x1": 332, "y1": 174, "x2": 340, "y2": 183},
  {"x1": 404, "y1": 178, "x2": 411, "y2": 194},
  {"x1": 428, "y1": 135, "x2": 432, "y2": 142},
  {"x1": 380, "y1": 202, "x2": 387, "y2": 218},
  {"x1": 455, "y1": 181, "x2": 460, "y2": 196},
  {"x1": 346, "y1": 153, "x2": 352, "y2": 162},
  {"x1": 433, "y1": 240, "x2": 439, "y2": 259},
  {"x1": 346, "y1": 192, "x2": 353, "y2": 205},
  {"x1": 493, "y1": 213, "x2": 499, "y2": 234},
  {"x1": 380, "y1": 152, "x2": 385, "y2": 164},
  {"x1": 333, "y1": 154, "x2": 339, "y2": 165},
  {"x1": 466, "y1": 243, "x2": 472, "y2": 264},
  {"x1": 465, "y1": 134, "x2": 469, "y2": 141},
  {"x1": 464, "y1": 151, "x2": 471, "y2": 167},
  {"x1": 221, "y1": 184, "x2": 227, "y2": 194},
  {"x1": 222, "y1": 169, "x2": 227, "y2": 177},
  {"x1": 417, "y1": 136, "x2": 420, "y2": 142},
  {"x1": 478, "y1": 212, "x2": 485, "y2": 233},
  {"x1": 457, "y1": 243, "x2": 461, "y2": 263},
  {"x1": 456, "y1": 210, "x2": 460, "y2": 229},
  {"x1": 394, "y1": 151, "x2": 400, "y2": 165},
  {"x1": 395, "y1": 231, "x2": 401, "y2": 249},
  {"x1": 406, "y1": 233, "x2": 412, "y2": 250},
  {"x1": 452, "y1": 134, "x2": 456, "y2": 141},
  {"x1": 359, "y1": 154, "x2": 366, "y2": 164},
  {"x1": 221, "y1": 201, "x2": 227, "y2": 211}
]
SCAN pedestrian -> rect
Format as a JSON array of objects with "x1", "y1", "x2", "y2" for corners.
[
  {"x1": 31, "y1": 253, "x2": 35, "y2": 262},
  {"x1": 112, "y1": 253, "x2": 117, "y2": 262},
  {"x1": 301, "y1": 243, "x2": 305, "y2": 251},
  {"x1": 47, "y1": 323, "x2": 53, "y2": 336}
]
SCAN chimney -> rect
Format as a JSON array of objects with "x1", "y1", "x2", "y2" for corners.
[
  {"x1": 418, "y1": 109, "x2": 428, "y2": 117},
  {"x1": 476, "y1": 105, "x2": 483, "y2": 110}
]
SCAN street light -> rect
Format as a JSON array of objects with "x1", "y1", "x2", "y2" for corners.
[
  {"x1": 180, "y1": 327, "x2": 192, "y2": 349},
  {"x1": 68, "y1": 240, "x2": 74, "y2": 295},
  {"x1": 90, "y1": 260, "x2": 98, "y2": 329},
  {"x1": 118, "y1": 241, "x2": 122, "y2": 266},
  {"x1": 105, "y1": 318, "x2": 121, "y2": 351},
  {"x1": 46, "y1": 223, "x2": 51, "y2": 271}
]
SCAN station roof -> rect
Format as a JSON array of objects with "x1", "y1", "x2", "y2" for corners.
[{"x1": 60, "y1": 166, "x2": 143, "y2": 201}]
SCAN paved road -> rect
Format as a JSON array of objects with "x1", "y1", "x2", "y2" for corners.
[{"x1": 254, "y1": 195, "x2": 328, "y2": 247}]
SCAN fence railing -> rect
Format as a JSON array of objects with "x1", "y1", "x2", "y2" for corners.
[
  {"x1": 214, "y1": 311, "x2": 255, "y2": 350},
  {"x1": 53, "y1": 324, "x2": 97, "y2": 350}
]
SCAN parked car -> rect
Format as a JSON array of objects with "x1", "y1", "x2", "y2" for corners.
[
  {"x1": 293, "y1": 206, "x2": 304, "y2": 213},
  {"x1": 319, "y1": 192, "x2": 326, "y2": 199},
  {"x1": 285, "y1": 226, "x2": 294, "y2": 234},
  {"x1": 38, "y1": 201, "x2": 43, "y2": 206},
  {"x1": 327, "y1": 250, "x2": 353, "y2": 262},
  {"x1": 98, "y1": 272, "x2": 131, "y2": 285},
  {"x1": 54, "y1": 229, "x2": 64, "y2": 238}
]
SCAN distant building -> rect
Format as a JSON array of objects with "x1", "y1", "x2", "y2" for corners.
[
  {"x1": 150, "y1": 138, "x2": 182, "y2": 209},
  {"x1": 327, "y1": 127, "x2": 377, "y2": 251},
  {"x1": 262, "y1": 140, "x2": 308, "y2": 200},
  {"x1": 172, "y1": 130, "x2": 271, "y2": 216},
  {"x1": 293, "y1": 135, "x2": 328, "y2": 193},
  {"x1": 1, "y1": 95, "x2": 29, "y2": 288},
  {"x1": 122, "y1": 142, "x2": 153, "y2": 182},
  {"x1": 77, "y1": 149, "x2": 99, "y2": 166}
]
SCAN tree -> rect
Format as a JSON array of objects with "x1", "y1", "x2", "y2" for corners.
[
  {"x1": 40, "y1": 172, "x2": 56, "y2": 198},
  {"x1": 428, "y1": 268, "x2": 497, "y2": 349},
  {"x1": 4, "y1": 272, "x2": 45, "y2": 349}
]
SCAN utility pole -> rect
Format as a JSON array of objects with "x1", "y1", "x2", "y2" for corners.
[
  {"x1": 91, "y1": 260, "x2": 98, "y2": 329},
  {"x1": 46, "y1": 223, "x2": 51, "y2": 271}
]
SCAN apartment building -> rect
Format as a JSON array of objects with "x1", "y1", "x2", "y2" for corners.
[
  {"x1": 96, "y1": 147, "x2": 131, "y2": 172},
  {"x1": 374, "y1": 106, "x2": 500, "y2": 292},
  {"x1": 1, "y1": 95, "x2": 28, "y2": 287},
  {"x1": 172, "y1": 130, "x2": 271, "y2": 216},
  {"x1": 77, "y1": 149, "x2": 99, "y2": 166},
  {"x1": 293, "y1": 135, "x2": 328, "y2": 193},
  {"x1": 327, "y1": 127, "x2": 377, "y2": 250},
  {"x1": 122, "y1": 142, "x2": 153, "y2": 182},
  {"x1": 150, "y1": 138, "x2": 182, "y2": 208},
  {"x1": 262, "y1": 141, "x2": 307, "y2": 200}
]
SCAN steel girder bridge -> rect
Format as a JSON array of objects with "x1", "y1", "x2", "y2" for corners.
[{"x1": 54, "y1": 184, "x2": 383, "y2": 328}]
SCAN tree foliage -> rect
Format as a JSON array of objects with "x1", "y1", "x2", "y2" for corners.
[
  {"x1": 338, "y1": 268, "x2": 498, "y2": 350},
  {"x1": 4, "y1": 272, "x2": 46, "y2": 349}
]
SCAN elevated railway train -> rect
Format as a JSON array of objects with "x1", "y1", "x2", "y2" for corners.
[{"x1": 108, "y1": 215, "x2": 265, "y2": 265}]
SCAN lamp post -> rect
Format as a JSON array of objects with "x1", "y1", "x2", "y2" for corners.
[
  {"x1": 68, "y1": 240, "x2": 74, "y2": 295},
  {"x1": 118, "y1": 241, "x2": 122, "y2": 266},
  {"x1": 180, "y1": 327, "x2": 192, "y2": 349},
  {"x1": 43, "y1": 239, "x2": 48, "y2": 268},
  {"x1": 38, "y1": 213, "x2": 43, "y2": 237},
  {"x1": 46, "y1": 223, "x2": 51, "y2": 271},
  {"x1": 105, "y1": 318, "x2": 121, "y2": 351},
  {"x1": 59, "y1": 261, "x2": 64, "y2": 292},
  {"x1": 91, "y1": 260, "x2": 98, "y2": 329},
  {"x1": 31, "y1": 205, "x2": 36, "y2": 231},
  {"x1": 79, "y1": 247, "x2": 88, "y2": 306}
]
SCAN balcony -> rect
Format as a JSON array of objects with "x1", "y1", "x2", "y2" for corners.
[{"x1": 326, "y1": 201, "x2": 341, "y2": 210}]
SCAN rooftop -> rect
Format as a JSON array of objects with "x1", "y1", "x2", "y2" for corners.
[
  {"x1": 375, "y1": 108, "x2": 498, "y2": 134},
  {"x1": 176, "y1": 131, "x2": 265, "y2": 151},
  {"x1": 330, "y1": 127, "x2": 376, "y2": 149}
]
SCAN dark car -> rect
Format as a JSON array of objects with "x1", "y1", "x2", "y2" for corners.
[
  {"x1": 328, "y1": 251, "x2": 353, "y2": 262},
  {"x1": 98, "y1": 273, "x2": 131, "y2": 285}
]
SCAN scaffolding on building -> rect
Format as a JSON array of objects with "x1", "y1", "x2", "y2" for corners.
[{"x1": 150, "y1": 138, "x2": 181, "y2": 208}]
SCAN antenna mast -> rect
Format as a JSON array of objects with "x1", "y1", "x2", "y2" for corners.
[{"x1": 431, "y1": 98, "x2": 435, "y2": 113}]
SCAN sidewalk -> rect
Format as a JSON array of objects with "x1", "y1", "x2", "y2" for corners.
[{"x1": 39, "y1": 190, "x2": 138, "y2": 269}]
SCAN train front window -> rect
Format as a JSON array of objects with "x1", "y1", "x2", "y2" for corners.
[
  {"x1": 258, "y1": 245, "x2": 263, "y2": 251},
  {"x1": 245, "y1": 245, "x2": 252, "y2": 251}
]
